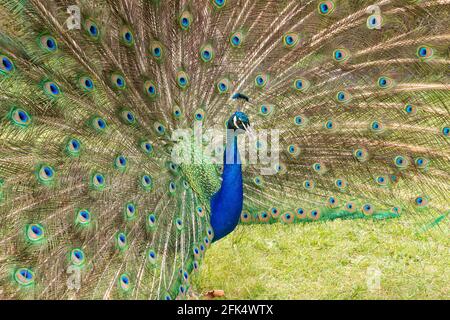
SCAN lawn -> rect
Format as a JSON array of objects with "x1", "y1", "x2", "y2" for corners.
[{"x1": 192, "y1": 216, "x2": 449, "y2": 299}]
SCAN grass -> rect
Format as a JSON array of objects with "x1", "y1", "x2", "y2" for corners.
[{"x1": 192, "y1": 216, "x2": 450, "y2": 299}]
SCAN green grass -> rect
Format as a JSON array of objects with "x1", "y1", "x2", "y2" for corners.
[{"x1": 192, "y1": 217, "x2": 450, "y2": 299}]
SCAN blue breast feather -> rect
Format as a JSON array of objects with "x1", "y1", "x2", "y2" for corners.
[{"x1": 210, "y1": 135, "x2": 243, "y2": 242}]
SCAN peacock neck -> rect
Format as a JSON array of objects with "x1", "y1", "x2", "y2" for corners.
[{"x1": 210, "y1": 131, "x2": 244, "y2": 242}]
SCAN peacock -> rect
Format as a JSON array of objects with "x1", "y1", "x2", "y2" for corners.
[{"x1": 0, "y1": 0, "x2": 449, "y2": 300}]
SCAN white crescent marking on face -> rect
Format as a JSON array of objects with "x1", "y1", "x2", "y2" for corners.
[{"x1": 233, "y1": 116, "x2": 238, "y2": 128}]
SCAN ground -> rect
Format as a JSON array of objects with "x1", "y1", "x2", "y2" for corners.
[{"x1": 192, "y1": 216, "x2": 449, "y2": 299}]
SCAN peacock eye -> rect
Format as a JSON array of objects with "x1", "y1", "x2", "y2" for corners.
[
  {"x1": 212, "y1": 0, "x2": 226, "y2": 9},
  {"x1": 200, "y1": 44, "x2": 214, "y2": 62},
  {"x1": 84, "y1": 19, "x2": 100, "y2": 39},
  {"x1": 230, "y1": 31, "x2": 243, "y2": 47},
  {"x1": 318, "y1": 1, "x2": 335, "y2": 15},
  {"x1": 39, "y1": 35, "x2": 58, "y2": 52},
  {"x1": 367, "y1": 14, "x2": 382, "y2": 29},
  {"x1": 179, "y1": 11, "x2": 193, "y2": 30},
  {"x1": 416, "y1": 45, "x2": 433, "y2": 59},
  {"x1": 120, "y1": 26, "x2": 134, "y2": 46},
  {"x1": 0, "y1": 55, "x2": 15, "y2": 74},
  {"x1": 282, "y1": 32, "x2": 299, "y2": 49}
]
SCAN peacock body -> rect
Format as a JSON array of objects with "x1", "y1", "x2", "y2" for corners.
[{"x1": 0, "y1": 0, "x2": 449, "y2": 299}]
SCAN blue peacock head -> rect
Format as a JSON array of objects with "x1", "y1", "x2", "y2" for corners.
[
  {"x1": 227, "y1": 111, "x2": 250, "y2": 132},
  {"x1": 228, "y1": 92, "x2": 251, "y2": 134}
]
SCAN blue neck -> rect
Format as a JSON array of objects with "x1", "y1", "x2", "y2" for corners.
[{"x1": 210, "y1": 132, "x2": 243, "y2": 242}]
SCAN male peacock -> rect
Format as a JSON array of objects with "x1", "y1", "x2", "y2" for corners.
[{"x1": 0, "y1": 0, "x2": 449, "y2": 300}]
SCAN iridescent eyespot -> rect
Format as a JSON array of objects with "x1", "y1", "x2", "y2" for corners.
[
  {"x1": 39, "y1": 35, "x2": 58, "y2": 52},
  {"x1": 394, "y1": 155, "x2": 409, "y2": 169},
  {"x1": 179, "y1": 11, "x2": 193, "y2": 30},
  {"x1": 281, "y1": 212, "x2": 295, "y2": 223},
  {"x1": 255, "y1": 74, "x2": 269, "y2": 88},
  {"x1": 414, "y1": 195, "x2": 428, "y2": 207},
  {"x1": 79, "y1": 76, "x2": 94, "y2": 91},
  {"x1": 312, "y1": 162, "x2": 326, "y2": 174},
  {"x1": 303, "y1": 179, "x2": 315, "y2": 190},
  {"x1": 173, "y1": 105, "x2": 182, "y2": 119},
  {"x1": 212, "y1": 0, "x2": 226, "y2": 9},
  {"x1": 14, "y1": 268, "x2": 35, "y2": 286},
  {"x1": 70, "y1": 248, "x2": 85, "y2": 266},
  {"x1": 416, "y1": 45, "x2": 433, "y2": 60},
  {"x1": 282, "y1": 32, "x2": 299, "y2": 49},
  {"x1": 0, "y1": 54, "x2": 15, "y2": 75},
  {"x1": 287, "y1": 144, "x2": 300, "y2": 157},
  {"x1": 241, "y1": 211, "x2": 251, "y2": 223},
  {"x1": 111, "y1": 73, "x2": 126, "y2": 90},
  {"x1": 367, "y1": 14, "x2": 382, "y2": 29},
  {"x1": 150, "y1": 41, "x2": 164, "y2": 60},
  {"x1": 253, "y1": 176, "x2": 263, "y2": 186},
  {"x1": 140, "y1": 140, "x2": 153, "y2": 155},
  {"x1": 148, "y1": 249, "x2": 157, "y2": 264},
  {"x1": 345, "y1": 202, "x2": 356, "y2": 213},
  {"x1": 293, "y1": 115, "x2": 308, "y2": 127},
  {"x1": 324, "y1": 119, "x2": 336, "y2": 130},
  {"x1": 84, "y1": 19, "x2": 100, "y2": 39},
  {"x1": 92, "y1": 116, "x2": 107, "y2": 132},
  {"x1": 362, "y1": 203, "x2": 374, "y2": 215},
  {"x1": 296, "y1": 208, "x2": 307, "y2": 219},
  {"x1": 91, "y1": 172, "x2": 106, "y2": 191},
  {"x1": 230, "y1": 31, "x2": 243, "y2": 47},
  {"x1": 415, "y1": 157, "x2": 429, "y2": 169},
  {"x1": 270, "y1": 207, "x2": 280, "y2": 219},
  {"x1": 404, "y1": 104, "x2": 417, "y2": 115},
  {"x1": 200, "y1": 44, "x2": 214, "y2": 62},
  {"x1": 375, "y1": 175, "x2": 388, "y2": 186},
  {"x1": 9, "y1": 107, "x2": 31, "y2": 127},
  {"x1": 318, "y1": 1, "x2": 335, "y2": 15},
  {"x1": 116, "y1": 232, "x2": 127, "y2": 250},
  {"x1": 327, "y1": 196, "x2": 338, "y2": 207},
  {"x1": 168, "y1": 181, "x2": 177, "y2": 194},
  {"x1": 26, "y1": 223, "x2": 45, "y2": 242},
  {"x1": 119, "y1": 274, "x2": 131, "y2": 291},
  {"x1": 391, "y1": 206, "x2": 401, "y2": 214},
  {"x1": 207, "y1": 227, "x2": 214, "y2": 240},
  {"x1": 147, "y1": 212, "x2": 157, "y2": 230},
  {"x1": 354, "y1": 148, "x2": 369, "y2": 162},
  {"x1": 259, "y1": 104, "x2": 274, "y2": 116},
  {"x1": 120, "y1": 26, "x2": 134, "y2": 46},
  {"x1": 259, "y1": 211, "x2": 270, "y2": 222},
  {"x1": 336, "y1": 90, "x2": 351, "y2": 103},
  {"x1": 370, "y1": 120, "x2": 384, "y2": 133},
  {"x1": 76, "y1": 209, "x2": 91, "y2": 226},
  {"x1": 176, "y1": 70, "x2": 189, "y2": 89},
  {"x1": 196, "y1": 206, "x2": 204, "y2": 217},
  {"x1": 124, "y1": 202, "x2": 137, "y2": 220},
  {"x1": 442, "y1": 126, "x2": 449, "y2": 137},
  {"x1": 309, "y1": 208, "x2": 320, "y2": 220},
  {"x1": 43, "y1": 81, "x2": 61, "y2": 97},
  {"x1": 194, "y1": 108, "x2": 205, "y2": 121},
  {"x1": 114, "y1": 155, "x2": 127, "y2": 172},
  {"x1": 66, "y1": 138, "x2": 81, "y2": 157},
  {"x1": 121, "y1": 110, "x2": 136, "y2": 125},
  {"x1": 217, "y1": 78, "x2": 231, "y2": 94},
  {"x1": 274, "y1": 162, "x2": 286, "y2": 174},
  {"x1": 140, "y1": 174, "x2": 152, "y2": 191},
  {"x1": 37, "y1": 164, "x2": 55, "y2": 185},
  {"x1": 144, "y1": 80, "x2": 158, "y2": 98},
  {"x1": 335, "y1": 178, "x2": 347, "y2": 189},
  {"x1": 377, "y1": 76, "x2": 394, "y2": 89},
  {"x1": 333, "y1": 48, "x2": 350, "y2": 62},
  {"x1": 293, "y1": 78, "x2": 310, "y2": 92}
]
